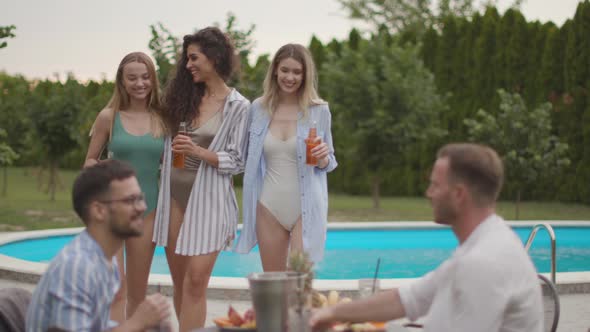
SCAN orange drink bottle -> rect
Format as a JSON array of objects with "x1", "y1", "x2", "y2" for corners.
[
  {"x1": 305, "y1": 121, "x2": 319, "y2": 165},
  {"x1": 172, "y1": 121, "x2": 187, "y2": 168}
]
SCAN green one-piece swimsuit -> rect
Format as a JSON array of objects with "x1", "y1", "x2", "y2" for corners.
[{"x1": 108, "y1": 112, "x2": 164, "y2": 214}]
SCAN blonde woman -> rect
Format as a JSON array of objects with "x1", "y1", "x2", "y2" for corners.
[
  {"x1": 84, "y1": 52, "x2": 165, "y2": 321},
  {"x1": 235, "y1": 43, "x2": 338, "y2": 270}
]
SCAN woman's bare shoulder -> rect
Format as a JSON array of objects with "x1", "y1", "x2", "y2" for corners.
[{"x1": 92, "y1": 107, "x2": 115, "y2": 132}]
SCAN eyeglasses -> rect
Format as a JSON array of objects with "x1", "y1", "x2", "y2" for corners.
[{"x1": 99, "y1": 193, "x2": 146, "y2": 208}]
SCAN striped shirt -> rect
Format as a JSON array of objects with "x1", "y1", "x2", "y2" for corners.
[
  {"x1": 153, "y1": 88, "x2": 251, "y2": 255},
  {"x1": 26, "y1": 230, "x2": 120, "y2": 332},
  {"x1": 234, "y1": 99, "x2": 338, "y2": 262}
]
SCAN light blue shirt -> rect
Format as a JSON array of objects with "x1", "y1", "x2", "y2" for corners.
[
  {"x1": 234, "y1": 98, "x2": 337, "y2": 262},
  {"x1": 26, "y1": 230, "x2": 120, "y2": 332}
]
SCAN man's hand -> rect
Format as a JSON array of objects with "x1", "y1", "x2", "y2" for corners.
[
  {"x1": 309, "y1": 289, "x2": 406, "y2": 331},
  {"x1": 129, "y1": 293, "x2": 171, "y2": 329},
  {"x1": 309, "y1": 306, "x2": 336, "y2": 330}
]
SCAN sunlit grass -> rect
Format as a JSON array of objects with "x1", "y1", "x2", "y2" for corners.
[{"x1": 1, "y1": 167, "x2": 588, "y2": 230}]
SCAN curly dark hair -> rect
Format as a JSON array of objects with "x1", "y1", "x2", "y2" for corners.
[{"x1": 161, "y1": 26, "x2": 237, "y2": 134}]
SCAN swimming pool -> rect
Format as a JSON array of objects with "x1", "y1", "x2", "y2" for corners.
[{"x1": 0, "y1": 223, "x2": 588, "y2": 280}]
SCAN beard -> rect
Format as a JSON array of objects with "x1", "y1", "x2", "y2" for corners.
[
  {"x1": 110, "y1": 221, "x2": 142, "y2": 238},
  {"x1": 433, "y1": 199, "x2": 459, "y2": 225},
  {"x1": 108, "y1": 210, "x2": 143, "y2": 238}
]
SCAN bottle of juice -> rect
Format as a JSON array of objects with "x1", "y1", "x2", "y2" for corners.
[
  {"x1": 172, "y1": 121, "x2": 187, "y2": 168},
  {"x1": 305, "y1": 121, "x2": 319, "y2": 166}
]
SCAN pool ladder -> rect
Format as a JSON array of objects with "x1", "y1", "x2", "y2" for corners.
[{"x1": 524, "y1": 223, "x2": 556, "y2": 284}]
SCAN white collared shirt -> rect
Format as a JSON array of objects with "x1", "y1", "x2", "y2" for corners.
[{"x1": 399, "y1": 214, "x2": 543, "y2": 332}]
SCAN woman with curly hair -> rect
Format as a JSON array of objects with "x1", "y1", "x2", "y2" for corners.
[{"x1": 153, "y1": 27, "x2": 250, "y2": 330}]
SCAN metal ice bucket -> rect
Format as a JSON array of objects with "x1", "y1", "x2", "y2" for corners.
[{"x1": 247, "y1": 271, "x2": 308, "y2": 332}]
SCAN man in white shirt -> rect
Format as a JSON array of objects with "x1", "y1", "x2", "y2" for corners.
[{"x1": 310, "y1": 143, "x2": 543, "y2": 332}]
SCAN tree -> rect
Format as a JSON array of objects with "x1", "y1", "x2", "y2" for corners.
[
  {"x1": 0, "y1": 128, "x2": 18, "y2": 196},
  {"x1": 473, "y1": 7, "x2": 500, "y2": 111},
  {"x1": 325, "y1": 39, "x2": 343, "y2": 58},
  {"x1": 433, "y1": 15, "x2": 459, "y2": 131},
  {"x1": 347, "y1": 28, "x2": 362, "y2": 50},
  {"x1": 563, "y1": 1, "x2": 590, "y2": 202},
  {"x1": 420, "y1": 27, "x2": 438, "y2": 71},
  {"x1": 539, "y1": 23, "x2": 564, "y2": 106},
  {"x1": 464, "y1": 89, "x2": 570, "y2": 219},
  {"x1": 493, "y1": 8, "x2": 528, "y2": 93},
  {"x1": 0, "y1": 73, "x2": 31, "y2": 160},
  {"x1": 217, "y1": 12, "x2": 256, "y2": 59},
  {"x1": 322, "y1": 34, "x2": 447, "y2": 208},
  {"x1": 148, "y1": 13, "x2": 256, "y2": 88},
  {"x1": 0, "y1": 25, "x2": 15, "y2": 49},
  {"x1": 217, "y1": 12, "x2": 257, "y2": 93},
  {"x1": 71, "y1": 79, "x2": 114, "y2": 167},
  {"x1": 28, "y1": 78, "x2": 84, "y2": 200},
  {"x1": 0, "y1": 73, "x2": 28, "y2": 196},
  {"x1": 0, "y1": 26, "x2": 22, "y2": 193},
  {"x1": 237, "y1": 54, "x2": 269, "y2": 101},
  {"x1": 336, "y1": 0, "x2": 475, "y2": 38},
  {"x1": 308, "y1": 35, "x2": 326, "y2": 72},
  {"x1": 148, "y1": 22, "x2": 181, "y2": 86}
]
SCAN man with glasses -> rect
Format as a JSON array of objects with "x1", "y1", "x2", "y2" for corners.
[{"x1": 27, "y1": 160, "x2": 171, "y2": 332}]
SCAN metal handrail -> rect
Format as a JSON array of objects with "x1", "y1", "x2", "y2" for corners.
[{"x1": 524, "y1": 223, "x2": 556, "y2": 284}]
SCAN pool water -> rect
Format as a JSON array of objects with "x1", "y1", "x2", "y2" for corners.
[{"x1": 1, "y1": 226, "x2": 589, "y2": 279}]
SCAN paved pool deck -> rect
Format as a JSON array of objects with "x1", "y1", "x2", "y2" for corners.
[
  {"x1": 1, "y1": 224, "x2": 589, "y2": 331},
  {"x1": 1, "y1": 278, "x2": 589, "y2": 331}
]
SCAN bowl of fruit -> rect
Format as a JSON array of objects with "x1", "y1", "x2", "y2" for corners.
[
  {"x1": 213, "y1": 305, "x2": 256, "y2": 331},
  {"x1": 328, "y1": 321, "x2": 386, "y2": 332}
]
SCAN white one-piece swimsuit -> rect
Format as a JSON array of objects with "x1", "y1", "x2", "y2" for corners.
[{"x1": 259, "y1": 131, "x2": 301, "y2": 231}]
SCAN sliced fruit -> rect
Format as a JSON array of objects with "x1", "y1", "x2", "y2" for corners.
[
  {"x1": 241, "y1": 320, "x2": 256, "y2": 328},
  {"x1": 213, "y1": 317, "x2": 233, "y2": 327},
  {"x1": 228, "y1": 305, "x2": 245, "y2": 326},
  {"x1": 370, "y1": 321, "x2": 386, "y2": 328},
  {"x1": 243, "y1": 308, "x2": 255, "y2": 323}
]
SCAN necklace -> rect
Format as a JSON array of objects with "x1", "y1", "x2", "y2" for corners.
[{"x1": 206, "y1": 86, "x2": 230, "y2": 100}]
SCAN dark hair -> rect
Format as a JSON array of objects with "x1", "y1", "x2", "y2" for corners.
[
  {"x1": 162, "y1": 26, "x2": 237, "y2": 134},
  {"x1": 72, "y1": 160, "x2": 135, "y2": 224},
  {"x1": 437, "y1": 143, "x2": 504, "y2": 205}
]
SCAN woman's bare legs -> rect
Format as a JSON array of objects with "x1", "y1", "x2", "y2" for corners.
[
  {"x1": 178, "y1": 251, "x2": 219, "y2": 331},
  {"x1": 110, "y1": 247, "x2": 126, "y2": 322},
  {"x1": 165, "y1": 199, "x2": 188, "y2": 318},
  {"x1": 124, "y1": 210, "x2": 156, "y2": 316},
  {"x1": 289, "y1": 219, "x2": 303, "y2": 254},
  {"x1": 256, "y1": 202, "x2": 303, "y2": 271}
]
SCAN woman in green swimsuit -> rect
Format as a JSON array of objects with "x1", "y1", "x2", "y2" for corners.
[{"x1": 84, "y1": 52, "x2": 166, "y2": 321}]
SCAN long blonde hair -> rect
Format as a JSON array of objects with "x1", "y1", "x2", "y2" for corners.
[
  {"x1": 262, "y1": 44, "x2": 326, "y2": 116},
  {"x1": 102, "y1": 52, "x2": 165, "y2": 138}
]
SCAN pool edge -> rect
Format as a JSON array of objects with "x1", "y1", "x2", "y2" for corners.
[{"x1": 1, "y1": 221, "x2": 590, "y2": 301}]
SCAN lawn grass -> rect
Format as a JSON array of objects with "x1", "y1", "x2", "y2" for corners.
[
  {"x1": 328, "y1": 194, "x2": 590, "y2": 221},
  {"x1": 1, "y1": 167, "x2": 589, "y2": 230},
  {"x1": 0, "y1": 167, "x2": 79, "y2": 230}
]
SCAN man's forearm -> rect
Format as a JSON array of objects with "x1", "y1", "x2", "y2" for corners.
[
  {"x1": 332, "y1": 289, "x2": 406, "y2": 323},
  {"x1": 108, "y1": 319, "x2": 144, "y2": 332}
]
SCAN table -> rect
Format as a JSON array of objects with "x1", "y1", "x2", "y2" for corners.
[{"x1": 190, "y1": 325, "x2": 413, "y2": 331}]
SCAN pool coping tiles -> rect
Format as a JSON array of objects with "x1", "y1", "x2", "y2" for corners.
[{"x1": 1, "y1": 221, "x2": 590, "y2": 300}]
